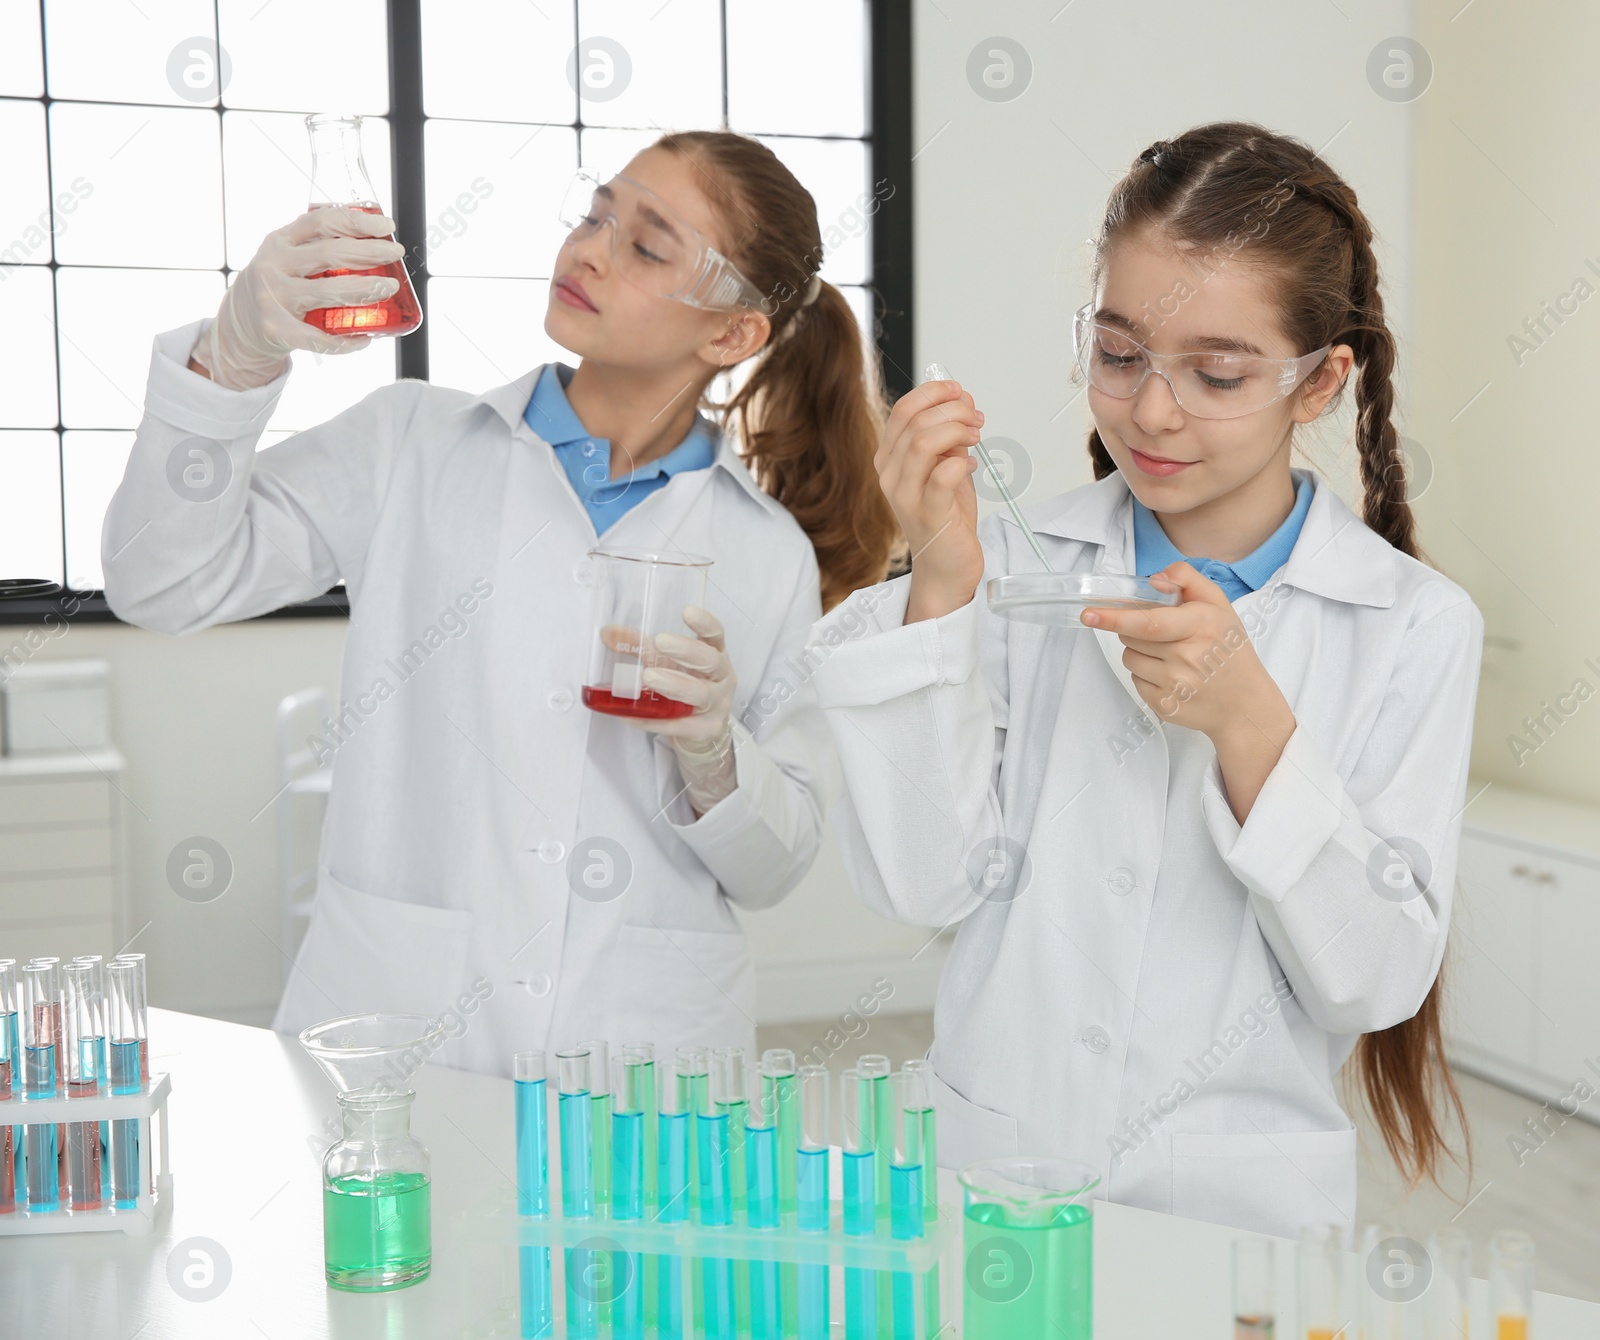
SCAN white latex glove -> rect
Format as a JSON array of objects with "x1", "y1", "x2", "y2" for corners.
[
  {"x1": 192, "y1": 207, "x2": 407, "y2": 390},
  {"x1": 607, "y1": 605, "x2": 738, "y2": 816}
]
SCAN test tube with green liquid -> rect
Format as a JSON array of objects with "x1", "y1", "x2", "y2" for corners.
[
  {"x1": 656, "y1": 1053, "x2": 693, "y2": 1340},
  {"x1": 700, "y1": 1054, "x2": 736, "y2": 1340},
  {"x1": 558, "y1": 1049, "x2": 597, "y2": 1340},
  {"x1": 748, "y1": 1059, "x2": 782, "y2": 1340},
  {"x1": 621, "y1": 1043, "x2": 657, "y2": 1335},
  {"x1": 859, "y1": 1054, "x2": 894, "y2": 1336},
  {"x1": 579, "y1": 1039, "x2": 611, "y2": 1214},
  {"x1": 610, "y1": 1055, "x2": 645, "y2": 1340},
  {"x1": 763, "y1": 1048, "x2": 802, "y2": 1340}
]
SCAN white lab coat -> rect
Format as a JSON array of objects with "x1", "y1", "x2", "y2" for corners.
[
  {"x1": 806, "y1": 466, "x2": 1484, "y2": 1240},
  {"x1": 103, "y1": 319, "x2": 838, "y2": 1074}
]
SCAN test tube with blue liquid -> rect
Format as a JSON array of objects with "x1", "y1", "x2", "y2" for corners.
[
  {"x1": 675, "y1": 1045, "x2": 708, "y2": 1221},
  {"x1": 841, "y1": 1066, "x2": 877, "y2": 1340},
  {"x1": 71, "y1": 956, "x2": 112, "y2": 1204},
  {"x1": 622, "y1": 1043, "x2": 658, "y2": 1337},
  {"x1": 610, "y1": 1053, "x2": 646, "y2": 1339},
  {"x1": 513, "y1": 1050, "x2": 552, "y2": 1340},
  {"x1": 763, "y1": 1048, "x2": 802, "y2": 1338},
  {"x1": 0, "y1": 962, "x2": 17, "y2": 1214},
  {"x1": 557, "y1": 1048, "x2": 598, "y2": 1339},
  {"x1": 699, "y1": 1049, "x2": 738, "y2": 1340},
  {"x1": 860, "y1": 1053, "x2": 895, "y2": 1335},
  {"x1": 656, "y1": 1052, "x2": 695, "y2": 1340},
  {"x1": 112, "y1": 953, "x2": 150, "y2": 1195},
  {"x1": 796, "y1": 1065, "x2": 831, "y2": 1340},
  {"x1": 747, "y1": 1059, "x2": 783, "y2": 1340},
  {"x1": 902, "y1": 1058, "x2": 940, "y2": 1336},
  {"x1": 21, "y1": 962, "x2": 59, "y2": 1210},
  {"x1": 106, "y1": 956, "x2": 145, "y2": 1207},
  {"x1": 62, "y1": 962, "x2": 105, "y2": 1209},
  {"x1": 890, "y1": 1069, "x2": 926, "y2": 1340}
]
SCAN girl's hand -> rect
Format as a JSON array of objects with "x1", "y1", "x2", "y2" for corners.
[
  {"x1": 876, "y1": 380, "x2": 986, "y2": 622},
  {"x1": 1081, "y1": 563, "x2": 1296, "y2": 754},
  {"x1": 607, "y1": 606, "x2": 739, "y2": 815}
]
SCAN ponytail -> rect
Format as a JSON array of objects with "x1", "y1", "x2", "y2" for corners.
[
  {"x1": 656, "y1": 131, "x2": 903, "y2": 611},
  {"x1": 1087, "y1": 121, "x2": 1465, "y2": 1192}
]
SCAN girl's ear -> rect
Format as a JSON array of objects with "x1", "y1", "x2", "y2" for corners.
[
  {"x1": 1293, "y1": 343, "x2": 1355, "y2": 423},
  {"x1": 702, "y1": 310, "x2": 772, "y2": 369}
]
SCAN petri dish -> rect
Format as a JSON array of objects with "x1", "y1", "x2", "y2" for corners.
[{"x1": 986, "y1": 573, "x2": 1180, "y2": 627}]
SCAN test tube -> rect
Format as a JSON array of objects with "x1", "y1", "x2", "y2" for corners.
[
  {"x1": 858, "y1": 1054, "x2": 892, "y2": 1216},
  {"x1": 621, "y1": 1042, "x2": 658, "y2": 1212},
  {"x1": 112, "y1": 952, "x2": 150, "y2": 1195},
  {"x1": 656, "y1": 1054, "x2": 693, "y2": 1340},
  {"x1": 840, "y1": 1067, "x2": 878, "y2": 1338},
  {"x1": 609, "y1": 1054, "x2": 645, "y2": 1338},
  {"x1": 72, "y1": 954, "x2": 112, "y2": 1205},
  {"x1": 0, "y1": 962, "x2": 16, "y2": 1214},
  {"x1": 21, "y1": 961, "x2": 60, "y2": 1209},
  {"x1": 106, "y1": 957, "x2": 145, "y2": 1208},
  {"x1": 759, "y1": 1048, "x2": 799, "y2": 1214},
  {"x1": 1490, "y1": 1230, "x2": 1534, "y2": 1339},
  {"x1": 514, "y1": 1051, "x2": 549, "y2": 1216},
  {"x1": 1428, "y1": 1228, "x2": 1472, "y2": 1340},
  {"x1": 1297, "y1": 1223, "x2": 1345, "y2": 1340},
  {"x1": 1232, "y1": 1237, "x2": 1275, "y2": 1339},
  {"x1": 556, "y1": 1049, "x2": 593, "y2": 1218},
  {"x1": 29, "y1": 956, "x2": 67, "y2": 1196},
  {"x1": 712, "y1": 1047, "x2": 749, "y2": 1221},
  {"x1": 62, "y1": 962, "x2": 105, "y2": 1209},
  {"x1": 700, "y1": 1052, "x2": 738, "y2": 1340},
  {"x1": 675, "y1": 1045, "x2": 709, "y2": 1218},
  {"x1": 797, "y1": 1065, "x2": 830, "y2": 1340},
  {"x1": 901, "y1": 1059, "x2": 938, "y2": 1222},
  {"x1": 578, "y1": 1040, "x2": 611, "y2": 1214},
  {"x1": 747, "y1": 1061, "x2": 782, "y2": 1338}
]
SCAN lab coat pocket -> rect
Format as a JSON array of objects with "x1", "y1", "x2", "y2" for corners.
[
  {"x1": 926, "y1": 1065, "x2": 1019, "y2": 1171},
  {"x1": 272, "y1": 869, "x2": 473, "y2": 1037},
  {"x1": 1171, "y1": 1127, "x2": 1356, "y2": 1239},
  {"x1": 607, "y1": 922, "x2": 757, "y2": 1048}
]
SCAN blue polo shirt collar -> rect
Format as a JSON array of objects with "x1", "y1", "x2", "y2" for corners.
[{"x1": 1132, "y1": 468, "x2": 1314, "y2": 597}]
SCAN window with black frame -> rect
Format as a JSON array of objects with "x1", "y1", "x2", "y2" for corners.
[{"x1": 0, "y1": 0, "x2": 910, "y2": 612}]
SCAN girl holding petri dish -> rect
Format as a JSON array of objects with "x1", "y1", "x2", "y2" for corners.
[
  {"x1": 807, "y1": 121, "x2": 1483, "y2": 1239},
  {"x1": 102, "y1": 129, "x2": 899, "y2": 1069}
]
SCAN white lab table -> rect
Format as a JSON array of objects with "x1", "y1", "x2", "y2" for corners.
[{"x1": 0, "y1": 1010, "x2": 1594, "y2": 1337}]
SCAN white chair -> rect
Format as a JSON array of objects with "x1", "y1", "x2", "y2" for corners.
[{"x1": 275, "y1": 687, "x2": 332, "y2": 987}]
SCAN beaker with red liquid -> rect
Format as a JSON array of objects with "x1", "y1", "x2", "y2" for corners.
[
  {"x1": 582, "y1": 549, "x2": 713, "y2": 720},
  {"x1": 303, "y1": 113, "x2": 422, "y2": 338}
]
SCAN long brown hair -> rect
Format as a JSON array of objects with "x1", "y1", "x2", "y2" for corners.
[
  {"x1": 1088, "y1": 122, "x2": 1464, "y2": 1190},
  {"x1": 654, "y1": 130, "x2": 903, "y2": 611}
]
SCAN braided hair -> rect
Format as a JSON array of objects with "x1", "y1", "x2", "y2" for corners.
[{"x1": 1088, "y1": 122, "x2": 1460, "y2": 1191}]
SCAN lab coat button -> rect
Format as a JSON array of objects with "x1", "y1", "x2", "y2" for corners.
[
  {"x1": 521, "y1": 973, "x2": 552, "y2": 998},
  {"x1": 1106, "y1": 867, "x2": 1137, "y2": 896},
  {"x1": 572, "y1": 556, "x2": 595, "y2": 585},
  {"x1": 547, "y1": 688, "x2": 574, "y2": 712},
  {"x1": 1082, "y1": 1026, "x2": 1111, "y2": 1054},
  {"x1": 538, "y1": 840, "x2": 566, "y2": 863}
]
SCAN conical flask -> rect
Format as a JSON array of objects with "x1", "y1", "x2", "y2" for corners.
[{"x1": 302, "y1": 113, "x2": 423, "y2": 337}]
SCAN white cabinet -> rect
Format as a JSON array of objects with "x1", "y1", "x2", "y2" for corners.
[
  {"x1": 1447, "y1": 783, "x2": 1600, "y2": 1109},
  {"x1": 0, "y1": 748, "x2": 129, "y2": 960}
]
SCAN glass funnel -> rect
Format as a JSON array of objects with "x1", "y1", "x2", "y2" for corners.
[
  {"x1": 299, "y1": 1013, "x2": 443, "y2": 1292},
  {"x1": 302, "y1": 112, "x2": 422, "y2": 337}
]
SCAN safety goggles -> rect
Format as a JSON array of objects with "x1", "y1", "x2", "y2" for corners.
[
  {"x1": 558, "y1": 168, "x2": 770, "y2": 313},
  {"x1": 1072, "y1": 305, "x2": 1332, "y2": 420}
]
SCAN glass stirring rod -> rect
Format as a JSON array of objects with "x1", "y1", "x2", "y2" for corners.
[{"x1": 920, "y1": 363, "x2": 1053, "y2": 572}]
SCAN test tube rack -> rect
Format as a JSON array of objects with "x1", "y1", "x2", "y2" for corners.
[{"x1": 0, "y1": 1073, "x2": 172, "y2": 1235}]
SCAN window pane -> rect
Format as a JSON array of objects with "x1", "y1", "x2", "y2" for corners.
[
  {"x1": 44, "y1": 0, "x2": 216, "y2": 107},
  {"x1": 0, "y1": 0, "x2": 42, "y2": 97},
  {"x1": 224, "y1": 111, "x2": 393, "y2": 272},
  {"x1": 428, "y1": 277, "x2": 568, "y2": 395},
  {"x1": 0, "y1": 431, "x2": 62, "y2": 585},
  {"x1": 56, "y1": 267, "x2": 224, "y2": 429},
  {"x1": 577, "y1": 126, "x2": 659, "y2": 181},
  {"x1": 62, "y1": 430, "x2": 133, "y2": 591},
  {"x1": 757, "y1": 135, "x2": 871, "y2": 285},
  {"x1": 423, "y1": 121, "x2": 577, "y2": 278},
  {"x1": 726, "y1": 0, "x2": 866, "y2": 137},
  {"x1": 49, "y1": 104, "x2": 223, "y2": 269},
  {"x1": 218, "y1": 0, "x2": 388, "y2": 115},
  {"x1": 266, "y1": 335, "x2": 399, "y2": 435},
  {"x1": 0, "y1": 100, "x2": 49, "y2": 267},
  {"x1": 0, "y1": 267, "x2": 58, "y2": 427},
  {"x1": 575, "y1": 0, "x2": 722, "y2": 131},
  {"x1": 422, "y1": 0, "x2": 575, "y2": 124}
]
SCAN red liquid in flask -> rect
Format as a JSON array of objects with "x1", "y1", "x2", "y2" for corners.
[
  {"x1": 303, "y1": 204, "x2": 422, "y2": 336},
  {"x1": 582, "y1": 686, "x2": 695, "y2": 719}
]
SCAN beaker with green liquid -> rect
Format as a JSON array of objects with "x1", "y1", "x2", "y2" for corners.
[
  {"x1": 300, "y1": 1014, "x2": 444, "y2": 1292},
  {"x1": 960, "y1": 1156, "x2": 1098, "y2": 1340}
]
